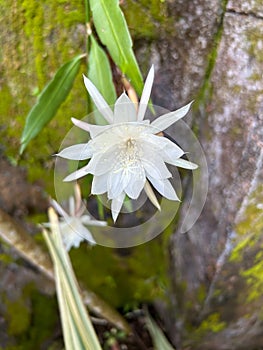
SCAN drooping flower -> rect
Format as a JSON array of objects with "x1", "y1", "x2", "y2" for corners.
[
  {"x1": 57, "y1": 66, "x2": 198, "y2": 221},
  {"x1": 44, "y1": 186, "x2": 107, "y2": 250}
]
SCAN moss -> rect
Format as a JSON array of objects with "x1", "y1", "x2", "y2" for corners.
[
  {"x1": 4, "y1": 296, "x2": 31, "y2": 336},
  {"x1": 0, "y1": 0, "x2": 86, "y2": 194},
  {"x1": 194, "y1": 0, "x2": 228, "y2": 109},
  {"x1": 186, "y1": 313, "x2": 226, "y2": 342},
  {"x1": 246, "y1": 27, "x2": 263, "y2": 64},
  {"x1": 229, "y1": 186, "x2": 263, "y2": 302},
  {"x1": 242, "y1": 259, "x2": 263, "y2": 302},
  {"x1": 0, "y1": 253, "x2": 14, "y2": 265},
  {"x1": 3, "y1": 283, "x2": 59, "y2": 349},
  {"x1": 122, "y1": 0, "x2": 174, "y2": 40},
  {"x1": 70, "y1": 223, "x2": 174, "y2": 308}
]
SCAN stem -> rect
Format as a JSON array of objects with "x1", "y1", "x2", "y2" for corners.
[
  {"x1": 84, "y1": 0, "x2": 92, "y2": 113},
  {"x1": 84, "y1": 0, "x2": 91, "y2": 57}
]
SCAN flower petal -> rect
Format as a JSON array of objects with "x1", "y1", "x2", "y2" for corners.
[
  {"x1": 147, "y1": 176, "x2": 180, "y2": 201},
  {"x1": 72, "y1": 118, "x2": 111, "y2": 139},
  {"x1": 63, "y1": 164, "x2": 91, "y2": 182},
  {"x1": 143, "y1": 159, "x2": 171, "y2": 179},
  {"x1": 60, "y1": 221, "x2": 85, "y2": 251},
  {"x1": 171, "y1": 158, "x2": 198, "y2": 169},
  {"x1": 114, "y1": 93, "x2": 137, "y2": 123},
  {"x1": 83, "y1": 75, "x2": 114, "y2": 124},
  {"x1": 151, "y1": 101, "x2": 193, "y2": 132},
  {"x1": 111, "y1": 192, "x2": 125, "y2": 222},
  {"x1": 107, "y1": 170, "x2": 129, "y2": 199},
  {"x1": 137, "y1": 65, "x2": 154, "y2": 121},
  {"x1": 81, "y1": 215, "x2": 107, "y2": 227},
  {"x1": 88, "y1": 149, "x2": 116, "y2": 176},
  {"x1": 140, "y1": 146, "x2": 172, "y2": 179},
  {"x1": 71, "y1": 117, "x2": 90, "y2": 132},
  {"x1": 146, "y1": 134, "x2": 184, "y2": 159},
  {"x1": 124, "y1": 171, "x2": 146, "y2": 199},
  {"x1": 91, "y1": 173, "x2": 109, "y2": 195},
  {"x1": 70, "y1": 220, "x2": 96, "y2": 245},
  {"x1": 51, "y1": 199, "x2": 70, "y2": 219},
  {"x1": 57, "y1": 143, "x2": 93, "y2": 160}
]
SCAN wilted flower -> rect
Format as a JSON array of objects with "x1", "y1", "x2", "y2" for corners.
[
  {"x1": 57, "y1": 66, "x2": 197, "y2": 221},
  {"x1": 44, "y1": 186, "x2": 107, "y2": 250}
]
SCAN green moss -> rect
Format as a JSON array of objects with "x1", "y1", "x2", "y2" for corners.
[
  {"x1": 0, "y1": 253, "x2": 14, "y2": 265},
  {"x1": 229, "y1": 186, "x2": 263, "y2": 302},
  {"x1": 4, "y1": 296, "x2": 31, "y2": 335},
  {"x1": 194, "y1": 0, "x2": 228, "y2": 108},
  {"x1": 70, "y1": 223, "x2": 174, "y2": 308},
  {"x1": 122, "y1": 0, "x2": 174, "y2": 40},
  {"x1": 192, "y1": 313, "x2": 226, "y2": 338},
  {"x1": 242, "y1": 260, "x2": 263, "y2": 302},
  {"x1": 3, "y1": 283, "x2": 59, "y2": 349},
  {"x1": 247, "y1": 27, "x2": 263, "y2": 64},
  {"x1": 230, "y1": 185, "x2": 263, "y2": 263}
]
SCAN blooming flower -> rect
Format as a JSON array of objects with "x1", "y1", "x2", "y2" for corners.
[
  {"x1": 44, "y1": 186, "x2": 107, "y2": 250},
  {"x1": 57, "y1": 66, "x2": 197, "y2": 221}
]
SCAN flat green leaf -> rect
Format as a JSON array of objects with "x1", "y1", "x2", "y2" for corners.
[
  {"x1": 20, "y1": 54, "x2": 84, "y2": 154},
  {"x1": 88, "y1": 35, "x2": 117, "y2": 106},
  {"x1": 146, "y1": 312, "x2": 176, "y2": 350},
  {"x1": 89, "y1": 0, "x2": 143, "y2": 95}
]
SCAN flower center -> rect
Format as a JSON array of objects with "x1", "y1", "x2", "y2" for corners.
[{"x1": 114, "y1": 137, "x2": 142, "y2": 174}]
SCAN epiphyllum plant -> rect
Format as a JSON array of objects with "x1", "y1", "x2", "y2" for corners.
[{"x1": 57, "y1": 66, "x2": 197, "y2": 221}]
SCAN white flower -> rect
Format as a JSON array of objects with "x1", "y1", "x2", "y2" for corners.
[
  {"x1": 44, "y1": 190, "x2": 107, "y2": 251},
  {"x1": 57, "y1": 66, "x2": 198, "y2": 222}
]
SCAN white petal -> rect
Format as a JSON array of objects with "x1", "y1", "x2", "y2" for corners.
[
  {"x1": 81, "y1": 215, "x2": 107, "y2": 227},
  {"x1": 90, "y1": 127, "x2": 122, "y2": 151},
  {"x1": 151, "y1": 101, "x2": 193, "y2": 132},
  {"x1": 108, "y1": 170, "x2": 129, "y2": 199},
  {"x1": 114, "y1": 93, "x2": 137, "y2": 123},
  {"x1": 137, "y1": 65, "x2": 154, "y2": 121},
  {"x1": 147, "y1": 176, "x2": 180, "y2": 201},
  {"x1": 124, "y1": 172, "x2": 146, "y2": 199},
  {"x1": 111, "y1": 192, "x2": 125, "y2": 222},
  {"x1": 61, "y1": 224, "x2": 85, "y2": 251},
  {"x1": 64, "y1": 164, "x2": 91, "y2": 182},
  {"x1": 146, "y1": 134, "x2": 184, "y2": 159},
  {"x1": 141, "y1": 148, "x2": 172, "y2": 179},
  {"x1": 88, "y1": 124, "x2": 111, "y2": 138},
  {"x1": 91, "y1": 173, "x2": 109, "y2": 194},
  {"x1": 72, "y1": 220, "x2": 96, "y2": 245},
  {"x1": 71, "y1": 117, "x2": 90, "y2": 132},
  {"x1": 57, "y1": 143, "x2": 93, "y2": 160},
  {"x1": 172, "y1": 158, "x2": 198, "y2": 169},
  {"x1": 51, "y1": 199, "x2": 70, "y2": 219},
  {"x1": 88, "y1": 149, "x2": 116, "y2": 176},
  {"x1": 72, "y1": 118, "x2": 110, "y2": 139},
  {"x1": 83, "y1": 75, "x2": 114, "y2": 124}
]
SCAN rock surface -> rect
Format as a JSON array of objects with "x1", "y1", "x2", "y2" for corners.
[{"x1": 161, "y1": 4, "x2": 263, "y2": 350}]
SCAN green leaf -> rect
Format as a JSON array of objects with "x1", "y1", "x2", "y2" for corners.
[
  {"x1": 146, "y1": 312, "x2": 176, "y2": 350},
  {"x1": 88, "y1": 35, "x2": 117, "y2": 106},
  {"x1": 20, "y1": 54, "x2": 84, "y2": 154},
  {"x1": 89, "y1": 0, "x2": 143, "y2": 95}
]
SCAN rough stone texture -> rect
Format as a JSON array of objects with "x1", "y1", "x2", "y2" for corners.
[
  {"x1": 128, "y1": 0, "x2": 222, "y2": 110},
  {"x1": 165, "y1": 6, "x2": 263, "y2": 350},
  {"x1": 227, "y1": 0, "x2": 263, "y2": 17}
]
